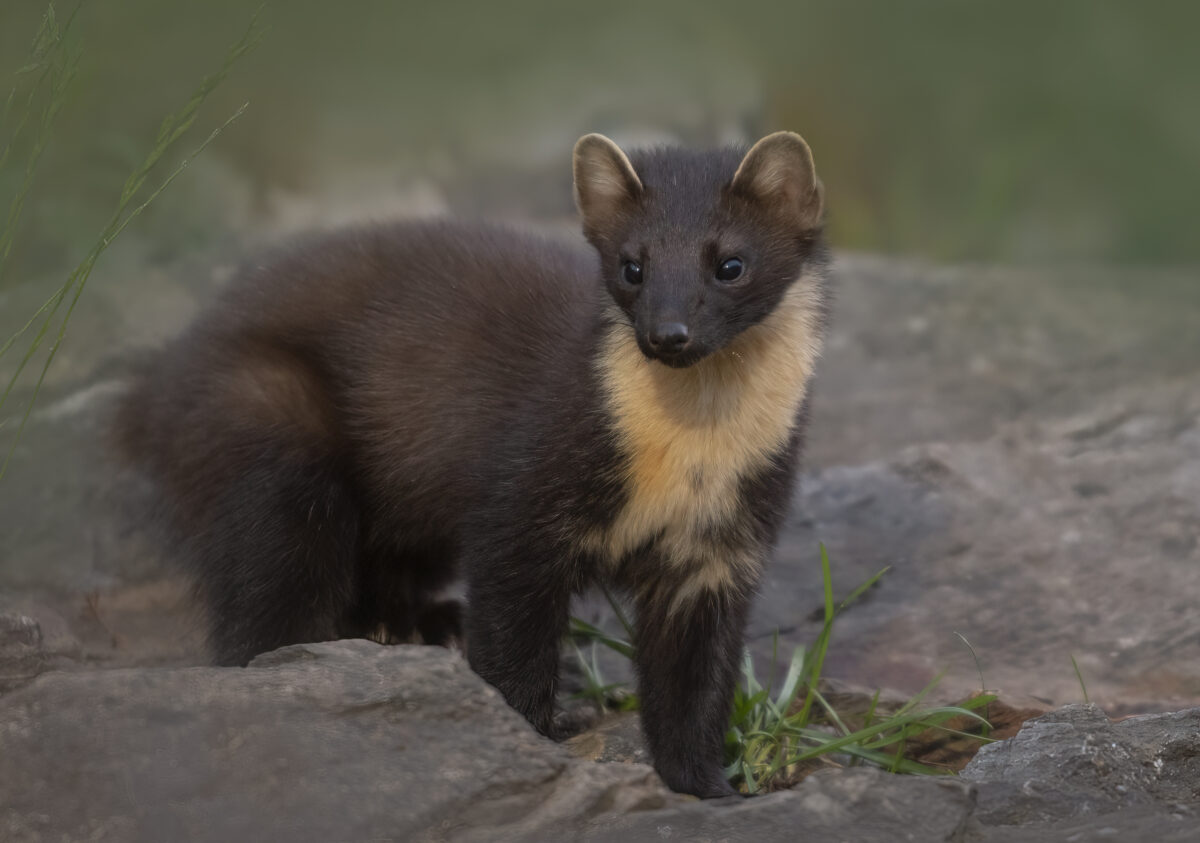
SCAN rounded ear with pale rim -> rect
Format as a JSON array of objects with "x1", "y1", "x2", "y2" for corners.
[
  {"x1": 573, "y1": 133, "x2": 643, "y2": 238},
  {"x1": 730, "y1": 132, "x2": 824, "y2": 230}
]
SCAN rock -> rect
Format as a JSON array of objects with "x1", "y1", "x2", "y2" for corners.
[
  {"x1": 3, "y1": 640, "x2": 1199, "y2": 841},
  {"x1": 566, "y1": 711, "x2": 650, "y2": 766},
  {"x1": 957, "y1": 704, "x2": 1200, "y2": 841},
  {"x1": 0, "y1": 603, "x2": 80, "y2": 693},
  {"x1": 0, "y1": 612, "x2": 44, "y2": 692},
  {"x1": 1112, "y1": 708, "x2": 1200, "y2": 805},
  {"x1": 961, "y1": 703, "x2": 1200, "y2": 827},
  {"x1": 807, "y1": 257, "x2": 1200, "y2": 469},
  {"x1": 971, "y1": 809, "x2": 1199, "y2": 843},
  {"x1": 0, "y1": 640, "x2": 675, "y2": 843},
  {"x1": 578, "y1": 767, "x2": 976, "y2": 843},
  {"x1": 757, "y1": 381, "x2": 1200, "y2": 712},
  {"x1": 0, "y1": 612, "x2": 41, "y2": 648}
]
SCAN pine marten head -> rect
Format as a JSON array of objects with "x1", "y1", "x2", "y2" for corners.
[{"x1": 573, "y1": 132, "x2": 824, "y2": 369}]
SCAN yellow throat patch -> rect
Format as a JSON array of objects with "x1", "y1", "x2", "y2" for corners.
[{"x1": 584, "y1": 276, "x2": 825, "y2": 601}]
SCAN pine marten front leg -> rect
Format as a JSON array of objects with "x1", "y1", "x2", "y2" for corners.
[
  {"x1": 463, "y1": 532, "x2": 577, "y2": 738},
  {"x1": 630, "y1": 570, "x2": 755, "y2": 798}
]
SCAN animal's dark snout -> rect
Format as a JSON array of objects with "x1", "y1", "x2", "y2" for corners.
[{"x1": 648, "y1": 322, "x2": 690, "y2": 354}]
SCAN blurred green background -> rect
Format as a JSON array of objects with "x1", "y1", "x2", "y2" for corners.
[{"x1": 1, "y1": 0, "x2": 1198, "y2": 283}]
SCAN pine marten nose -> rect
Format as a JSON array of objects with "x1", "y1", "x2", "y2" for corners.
[{"x1": 648, "y1": 322, "x2": 690, "y2": 354}]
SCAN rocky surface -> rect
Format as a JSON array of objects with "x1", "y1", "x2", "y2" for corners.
[
  {"x1": 960, "y1": 703, "x2": 1200, "y2": 842},
  {"x1": 0, "y1": 603, "x2": 82, "y2": 693},
  {"x1": 964, "y1": 704, "x2": 1197, "y2": 825},
  {"x1": 2, "y1": 643, "x2": 1196, "y2": 841},
  {"x1": 764, "y1": 258, "x2": 1200, "y2": 713},
  {"x1": 0, "y1": 642, "x2": 671, "y2": 843},
  {"x1": 582, "y1": 767, "x2": 978, "y2": 843}
]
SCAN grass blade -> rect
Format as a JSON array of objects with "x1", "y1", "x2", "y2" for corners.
[
  {"x1": 1071, "y1": 655, "x2": 1090, "y2": 704},
  {"x1": 568, "y1": 616, "x2": 634, "y2": 660},
  {"x1": 0, "y1": 11, "x2": 263, "y2": 479}
]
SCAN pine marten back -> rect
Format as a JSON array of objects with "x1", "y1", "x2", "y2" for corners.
[{"x1": 113, "y1": 132, "x2": 829, "y2": 799}]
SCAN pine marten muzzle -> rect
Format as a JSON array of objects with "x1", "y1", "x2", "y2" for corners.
[{"x1": 112, "y1": 131, "x2": 829, "y2": 799}]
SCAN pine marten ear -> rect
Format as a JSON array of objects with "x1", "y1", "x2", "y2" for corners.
[
  {"x1": 731, "y1": 132, "x2": 824, "y2": 231},
  {"x1": 573, "y1": 133, "x2": 643, "y2": 240}
]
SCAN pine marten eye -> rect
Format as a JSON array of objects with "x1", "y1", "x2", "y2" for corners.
[
  {"x1": 715, "y1": 257, "x2": 744, "y2": 282},
  {"x1": 622, "y1": 260, "x2": 643, "y2": 285}
]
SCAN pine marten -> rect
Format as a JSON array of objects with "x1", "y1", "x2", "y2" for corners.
[{"x1": 112, "y1": 132, "x2": 829, "y2": 798}]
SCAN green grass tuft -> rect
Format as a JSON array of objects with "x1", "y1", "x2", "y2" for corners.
[{"x1": 569, "y1": 544, "x2": 997, "y2": 793}]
